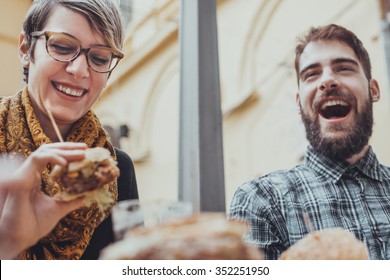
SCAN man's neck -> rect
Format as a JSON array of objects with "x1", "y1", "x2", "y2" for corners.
[{"x1": 345, "y1": 145, "x2": 370, "y2": 165}]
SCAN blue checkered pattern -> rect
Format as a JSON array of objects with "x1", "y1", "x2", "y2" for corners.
[{"x1": 229, "y1": 146, "x2": 390, "y2": 259}]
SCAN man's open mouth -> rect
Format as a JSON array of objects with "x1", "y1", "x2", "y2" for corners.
[{"x1": 319, "y1": 99, "x2": 351, "y2": 120}]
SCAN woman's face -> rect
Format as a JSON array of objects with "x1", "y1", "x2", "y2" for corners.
[{"x1": 22, "y1": 6, "x2": 109, "y2": 126}]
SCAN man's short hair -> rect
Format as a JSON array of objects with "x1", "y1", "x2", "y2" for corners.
[{"x1": 294, "y1": 24, "x2": 372, "y2": 85}]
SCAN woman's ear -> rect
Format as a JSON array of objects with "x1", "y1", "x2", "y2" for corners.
[
  {"x1": 19, "y1": 33, "x2": 30, "y2": 68},
  {"x1": 369, "y1": 79, "x2": 380, "y2": 102}
]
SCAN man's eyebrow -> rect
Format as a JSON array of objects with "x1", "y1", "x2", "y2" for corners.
[
  {"x1": 299, "y1": 57, "x2": 359, "y2": 78},
  {"x1": 299, "y1": 63, "x2": 320, "y2": 78},
  {"x1": 332, "y1": 57, "x2": 359, "y2": 66}
]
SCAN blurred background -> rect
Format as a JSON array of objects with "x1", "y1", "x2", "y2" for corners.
[{"x1": 2, "y1": 0, "x2": 390, "y2": 210}]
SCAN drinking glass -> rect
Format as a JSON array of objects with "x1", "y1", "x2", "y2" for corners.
[{"x1": 112, "y1": 199, "x2": 193, "y2": 240}]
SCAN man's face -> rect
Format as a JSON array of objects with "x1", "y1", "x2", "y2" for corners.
[{"x1": 296, "y1": 40, "x2": 380, "y2": 160}]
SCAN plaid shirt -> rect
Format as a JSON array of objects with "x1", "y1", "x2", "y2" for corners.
[{"x1": 229, "y1": 146, "x2": 390, "y2": 260}]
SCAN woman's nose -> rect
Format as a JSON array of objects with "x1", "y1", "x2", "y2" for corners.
[{"x1": 66, "y1": 53, "x2": 90, "y2": 79}]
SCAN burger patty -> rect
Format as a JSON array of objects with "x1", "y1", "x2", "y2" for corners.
[{"x1": 58, "y1": 158, "x2": 120, "y2": 194}]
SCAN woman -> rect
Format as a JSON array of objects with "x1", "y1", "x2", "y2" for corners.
[{"x1": 0, "y1": 0, "x2": 138, "y2": 259}]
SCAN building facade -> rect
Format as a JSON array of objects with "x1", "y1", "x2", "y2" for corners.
[{"x1": 2, "y1": 0, "x2": 390, "y2": 209}]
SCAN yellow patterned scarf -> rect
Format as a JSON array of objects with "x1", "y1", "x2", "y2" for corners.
[{"x1": 0, "y1": 86, "x2": 118, "y2": 259}]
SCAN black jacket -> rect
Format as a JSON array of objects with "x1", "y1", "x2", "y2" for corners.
[{"x1": 81, "y1": 148, "x2": 138, "y2": 259}]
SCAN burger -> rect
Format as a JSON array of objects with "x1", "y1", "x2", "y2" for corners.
[
  {"x1": 99, "y1": 213, "x2": 264, "y2": 260},
  {"x1": 52, "y1": 147, "x2": 119, "y2": 210},
  {"x1": 279, "y1": 228, "x2": 369, "y2": 260}
]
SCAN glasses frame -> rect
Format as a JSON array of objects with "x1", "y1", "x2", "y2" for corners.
[{"x1": 30, "y1": 31, "x2": 124, "y2": 73}]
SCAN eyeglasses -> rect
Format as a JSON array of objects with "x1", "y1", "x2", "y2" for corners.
[{"x1": 30, "y1": 31, "x2": 124, "y2": 73}]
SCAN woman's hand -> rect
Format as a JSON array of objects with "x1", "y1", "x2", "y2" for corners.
[{"x1": 0, "y1": 142, "x2": 88, "y2": 259}]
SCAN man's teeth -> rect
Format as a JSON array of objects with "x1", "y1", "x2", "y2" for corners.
[
  {"x1": 321, "y1": 100, "x2": 348, "y2": 110},
  {"x1": 56, "y1": 84, "x2": 84, "y2": 97}
]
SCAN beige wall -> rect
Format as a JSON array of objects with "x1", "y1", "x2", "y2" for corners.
[
  {"x1": 98, "y1": 0, "x2": 390, "y2": 209},
  {"x1": 0, "y1": 0, "x2": 31, "y2": 96},
  {"x1": 2, "y1": 0, "x2": 390, "y2": 211}
]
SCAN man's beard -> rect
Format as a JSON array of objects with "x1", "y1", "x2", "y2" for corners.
[{"x1": 300, "y1": 92, "x2": 374, "y2": 161}]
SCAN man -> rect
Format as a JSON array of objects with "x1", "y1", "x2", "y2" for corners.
[{"x1": 229, "y1": 24, "x2": 390, "y2": 260}]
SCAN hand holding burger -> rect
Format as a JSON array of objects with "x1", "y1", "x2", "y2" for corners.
[
  {"x1": 0, "y1": 142, "x2": 88, "y2": 259},
  {"x1": 51, "y1": 147, "x2": 120, "y2": 211}
]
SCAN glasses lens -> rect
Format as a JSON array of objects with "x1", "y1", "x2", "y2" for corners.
[
  {"x1": 47, "y1": 35, "x2": 79, "y2": 61},
  {"x1": 88, "y1": 48, "x2": 118, "y2": 72}
]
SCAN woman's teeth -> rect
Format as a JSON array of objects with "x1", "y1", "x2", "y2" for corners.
[{"x1": 56, "y1": 84, "x2": 84, "y2": 97}]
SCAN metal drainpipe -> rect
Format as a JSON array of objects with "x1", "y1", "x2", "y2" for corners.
[{"x1": 178, "y1": 0, "x2": 226, "y2": 213}]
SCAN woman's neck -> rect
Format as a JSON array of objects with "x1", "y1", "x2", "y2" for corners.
[
  {"x1": 29, "y1": 98, "x2": 72, "y2": 142},
  {"x1": 39, "y1": 112, "x2": 72, "y2": 142}
]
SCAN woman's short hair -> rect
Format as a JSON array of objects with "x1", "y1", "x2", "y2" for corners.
[{"x1": 22, "y1": 0, "x2": 124, "y2": 82}]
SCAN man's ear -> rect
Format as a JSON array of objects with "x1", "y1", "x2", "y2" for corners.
[
  {"x1": 295, "y1": 92, "x2": 302, "y2": 114},
  {"x1": 19, "y1": 33, "x2": 30, "y2": 68},
  {"x1": 370, "y1": 79, "x2": 380, "y2": 102}
]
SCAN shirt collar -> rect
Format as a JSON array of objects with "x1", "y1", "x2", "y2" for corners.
[
  {"x1": 353, "y1": 146, "x2": 382, "y2": 181},
  {"x1": 304, "y1": 146, "x2": 382, "y2": 183}
]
